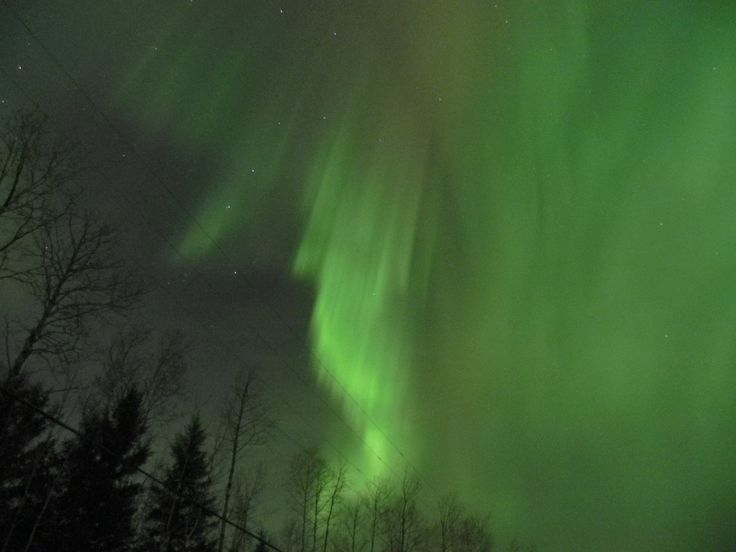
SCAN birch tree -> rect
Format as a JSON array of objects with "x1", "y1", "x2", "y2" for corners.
[{"x1": 216, "y1": 372, "x2": 272, "y2": 552}]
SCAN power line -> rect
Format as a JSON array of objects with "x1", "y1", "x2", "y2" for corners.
[
  {"x1": 0, "y1": 383, "x2": 285, "y2": 552},
  {"x1": 0, "y1": 64, "x2": 385, "y2": 484},
  {"x1": 3, "y1": 5, "x2": 439, "y2": 496}
]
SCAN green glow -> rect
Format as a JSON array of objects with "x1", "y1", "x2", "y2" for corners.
[
  {"x1": 177, "y1": 126, "x2": 294, "y2": 262},
  {"x1": 294, "y1": 92, "x2": 430, "y2": 476},
  {"x1": 104, "y1": 1, "x2": 736, "y2": 549}
]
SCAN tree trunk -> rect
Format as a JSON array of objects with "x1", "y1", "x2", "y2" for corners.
[
  {"x1": 321, "y1": 466, "x2": 345, "y2": 552},
  {"x1": 217, "y1": 378, "x2": 249, "y2": 552},
  {"x1": 10, "y1": 325, "x2": 39, "y2": 376},
  {"x1": 300, "y1": 489, "x2": 308, "y2": 552}
]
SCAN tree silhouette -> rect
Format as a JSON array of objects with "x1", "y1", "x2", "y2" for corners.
[
  {"x1": 94, "y1": 326, "x2": 189, "y2": 427},
  {"x1": 0, "y1": 373, "x2": 59, "y2": 552},
  {"x1": 9, "y1": 209, "x2": 141, "y2": 375},
  {"x1": 52, "y1": 387, "x2": 149, "y2": 552},
  {"x1": 1, "y1": 109, "x2": 140, "y2": 378},
  {"x1": 382, "y1": 473, "x2": 424, "y2": 552},
  {"x1": 332, "y1": 496, "x2": 365, "y2": 552},
  {"x1": 216, "y1": 372, "x2": 272, "y2": 552},
  {"x1": 140, "y1": 415, "x2": 216, "y2": 552},
  {"x1": 286, "y1": 448, "x2": 329, "y2": 552},
  {"x1": 321, "y1": 463, "x2": 347, "y2": 552},
  {"x1": 226, "y1": 465, "x2": 266, "y2": 552},
  {"x1": 0, "y1": 110, "x2": 75, "y2": 279},
  {"x1": 365, "y1": 478, "x2": 390, "y2": 552}
]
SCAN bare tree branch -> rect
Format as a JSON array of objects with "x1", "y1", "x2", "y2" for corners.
[
  {"x1": 228, "y1": 464, "x2": 267, "y2": 552},
  {"x1": 367, "y1": 478, "x2": 390, "y2": 552},
  {"x1": 93, "y1": 326, "x2": 189, "y2": 425},
  {"x1": 9, "y1": 209, "x2": 141, "y2": 375},
  {"x1": 0, "y1": 110, "x2": 78, "y2": 279},
  {"x1": 288, "y1": 448, "x2": 328, "y2": 552},
  {"x1": 321, "y1": 463, "x2": 347, "y2": 552},
  {"x1": 216, "y1": 371, "x2": 274, "y2": 552},
  {"x1": 382, "y1": 473, "x2": 424, "y2": 552}
]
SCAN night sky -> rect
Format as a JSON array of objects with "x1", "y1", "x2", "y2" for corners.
[{"x1": 2, "y1": 1, "x2": 736, "y2": 550}]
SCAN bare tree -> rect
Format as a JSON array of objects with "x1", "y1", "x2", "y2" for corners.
[
  {"x1": 0, "y1": 110, "x2": 76, "y2": 279},
  {"x1": 280, "y1": 518, "x2": 300, "y2": 552},
  {"x1": 437, "y1": 493, "x2": 462, "y2": 552},
  {"x1": 288, "y1": 448, "x2": 328, "y2": 552},
  {"x1": 335, "y1": 497, "x2": 366, "y2": 552},
  {"x1": 227, "y1": 464, "x2": 266, "y2": 552},
  {"x1": 93, "y1": 326, "x2": 189, "y2": 425},
  {"x1": 454, "y1": 514, "x2": 493, "y2": 552},
  {"x1": 321, "y1": 464, "x2": 347, "y2": 552},
  {"x1": 436, "y1": 493, "x2": 493, "y2": 552},
  {"x1": 216, "y1": 372, "x2": 273, "y2": 552},
  {"x1": 383, "y1": 473, "x2": 424, "y2": 552},
  {"x1": 8, "y1": 208, "x2": 140, "y2": 376},
  {"x1": 366, "y1": 478, "x2": 390, "y2": 552},
  {"x1": 309, "y1": 457, "x2": 330, "y2": 552}
]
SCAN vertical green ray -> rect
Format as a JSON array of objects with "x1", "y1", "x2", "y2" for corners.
[{"x1": 294, "y1": 89, "x2": 431, "y2": 476}]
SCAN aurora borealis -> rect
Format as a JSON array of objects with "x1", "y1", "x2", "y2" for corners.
[{"x1": 3, "y1": 0, "x2": 736, "y2": 549}]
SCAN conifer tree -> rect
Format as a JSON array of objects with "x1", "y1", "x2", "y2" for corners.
[
  {"x1": 140, "y1": 415, "x2": 216, "y2": 552},
  {"x1": 52, "y1": 387, "x2": 149, "y2": 552},
  {"x1": 0, "y1": 373, "x2": 59, "y2": 552}
]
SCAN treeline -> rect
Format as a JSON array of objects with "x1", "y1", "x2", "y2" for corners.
[{"x1": 0, "y1": 110, "x2": 535, "y2": 552}]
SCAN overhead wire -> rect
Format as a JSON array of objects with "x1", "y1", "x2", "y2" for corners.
[
  {"x1": 3, "y1": 4, "x2": 441, "y2": 497},
  {"x1": 0, "y1": 63, "x2": 382, "y2": 484},
  {"x1": 0, "y1": 61, "x2": 403, "y2": 551},
  {"x1": 0, "y1": 383, "x2": 285, "y2": 552}
]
